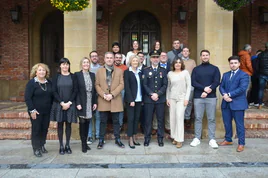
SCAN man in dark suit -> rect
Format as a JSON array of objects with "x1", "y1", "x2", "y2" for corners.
[
  {"x1": 137, "y1": 52, "x2": 147, "y2": 69},
  {"x1": 142, "y1": 51, "x2": 168, "y2": 147},
  {"x1": 219, "y1": 55, "x2": 249, "y2": 152}
]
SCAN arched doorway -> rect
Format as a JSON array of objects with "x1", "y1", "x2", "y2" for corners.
[
  {"x1": 120, "y1": 11, "x2": 161, "y2": 55},
  {"x1": 41, "y1": 10, "x2": 64, "y2": 77}
]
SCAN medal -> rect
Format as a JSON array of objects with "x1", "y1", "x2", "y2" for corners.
[
  {"x1": 149, "y1": 72, "x2": 152, "y2": 76},
  {"x1": 160, "y1": 72, "x2": 162, "y2": 78}
]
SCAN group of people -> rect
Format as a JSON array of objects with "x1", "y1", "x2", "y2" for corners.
[
  {"x1": 238, "y1": 43, "x2": 268, "y2": 109},
  {"x1": 25, "y1": 39, "x2": 266, "y2": 158}
]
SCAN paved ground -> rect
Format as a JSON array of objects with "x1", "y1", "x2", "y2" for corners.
[{"x1": 0, "y1": 138, "x2": 267, "y2": 178}]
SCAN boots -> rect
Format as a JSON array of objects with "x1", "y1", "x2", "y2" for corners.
[{"x1": 80, "y1": 122, "x2": 90, "y2": 153}]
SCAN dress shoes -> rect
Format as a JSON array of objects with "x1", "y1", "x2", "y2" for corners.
[
  {"x1": 59, "y1": 146, "x2": 65, "y2": 155},
  {"x1": 33, "y1": 149, "x2": 42, "y2": 157},
  {"x1": 97, "y1": 139, "x2": 104, "y2": 149},
  {"x1": 151, "y1": 129, "x2": 157, "y2": 135},
  {"x1": 41, "y1": 146, "x2": 48, "y2": 153},
  {"x1": 158, "y1": 139, "x2": 164, "y2": 147},
  {"x1": 219, "y1": 140, "x2": 233, "y2": 146},
  {"x1": 165, "y1": 128, "x2": 170, "y2": 135},
  {"x1": 65, "y1": 145, "x2": 72, "y2": 154},
  {"x1": 144, "y1": 139, "x2": 150, "y2": 147},
  {"x1": 236, "y1": 145, "x2": 245, "y2": 152},
  {"x1": 115, "y1": 139, "x2": 125, "y2": 148},
  {"x1": 133, "y1": 140, "x2": 141, "y2": 146}
]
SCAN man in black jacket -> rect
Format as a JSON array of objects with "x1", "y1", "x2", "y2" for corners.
[
  {"x1": 257, "y1": 42, "x2": 268, "y2": 109},
  {"x1": 142, "y1": 51, "x2": 168, "y2": 147}
]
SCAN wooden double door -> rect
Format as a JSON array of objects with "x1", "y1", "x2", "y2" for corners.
[{"x1": 120, "y1": 11, "x2": 161, "y2": 56}]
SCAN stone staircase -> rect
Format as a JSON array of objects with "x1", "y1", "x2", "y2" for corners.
[
  {"x1": 0, "y1": 101, "x2": 58, "y2": 140},
  {"x1": 244, "y1": 106, "x2": 268, "y2": 138},
  {"x1": 0, "y1": 101, "x2": 267, "y2": 140}
]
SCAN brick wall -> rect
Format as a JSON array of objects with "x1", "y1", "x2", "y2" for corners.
[
  {"x1": 250, "y1": 0, "x2": 268, "y2": 53},
  {"x1": 0, "y1": 0, "x2": 47, "y2": 80}
]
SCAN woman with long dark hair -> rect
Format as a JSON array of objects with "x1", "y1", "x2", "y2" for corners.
[
  {"x1": 50, "y1": 58, "x2": 78, "y2": 155},
  {"x1": 126, "y1": 40, "x2": 140, "y2": 66},
  {"x1": 166, "y1": 58, "x2": 191, "y2": 148}
]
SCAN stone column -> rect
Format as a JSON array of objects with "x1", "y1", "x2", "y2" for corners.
[
  {"x1": 64, "y1": 1, "x2": 96, "y2": 139},
  {"x1": 64, "y1": 1, "x2": 96, "y2": 72},
  {"x1": 197, "y1": 0, "x2": 233, "y2": 138}
]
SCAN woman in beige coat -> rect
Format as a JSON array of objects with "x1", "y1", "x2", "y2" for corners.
[{"x1": 166, "y1": 58, "x2": 191, "y2": 148}]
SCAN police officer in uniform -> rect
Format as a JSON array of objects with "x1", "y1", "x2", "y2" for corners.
[{"x1": 142, "y1": 51, "x2": 168, "y2": 147}]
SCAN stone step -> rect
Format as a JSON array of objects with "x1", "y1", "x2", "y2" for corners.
[
  {"x1": 244, "y1": 118, "x2": 268, "y2": 129},
  {"x1": 245, "y1": 107, "x2": 268, "y2": 119},
  {"x1": 19, "y1": 91, "x2": 25, "y2": 96},
  {"x1": 9, "y1": 96, "x2": 25, "y2": 102},
  {"x1": 0, "y1": 119, "x2": 57, "y2": 129},
  {"x1": 0, "y1": 129, "x2": 58, "y2": 140},
  {"x1": 244, "y1": 129, "x2": 268, "y2": 138},
  {"x1": 0, "y1": 111, "x2": 29, "y2": 119}
]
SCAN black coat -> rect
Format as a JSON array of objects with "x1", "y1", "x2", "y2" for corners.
[
  {"x1": 142, "y1": 66, "x2": 167, "y2": 103},
  {"x1": 75, "y1": 71, "x2": 97, "y2": 117},
  {"x1": 52, "y1": 73, "x2": 78, "y2": 103},
  {"x1": 124, "y1": 69, "x2": 142, "y2": 103}
]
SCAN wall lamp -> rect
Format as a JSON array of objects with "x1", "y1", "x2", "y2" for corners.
[
  {"x1": 97, "y1": 6, "x2": 103, "y2": 22},
  {"x1": 177, "y1": 6, "x2": 187, "y2": 23},
  {"x1": 10, "y1": 6, "x2": 21, "y2": 24}
]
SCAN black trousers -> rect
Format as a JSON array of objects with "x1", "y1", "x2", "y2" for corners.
[
  {"x1": 99, "y1": 112, "x2": 120, "y2": 140},
  {"x1": 79, "y1": 117, "x2": 90, "y2": 147},
  {"x1": 127, "y1": 102, "x2": 142, "y2": 137},
  {"x1": 249, "y1": 76, "x2": 259, "y2": 104},
  {"x1": 144, "y1": 103, "x2": 165, "y2": 140},
  {"x1": 30, "y1": 113, "x2": 50, "y2": 150}
]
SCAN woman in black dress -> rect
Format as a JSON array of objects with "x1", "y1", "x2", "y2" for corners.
[
  {"x1": 50, "y1": 58, "x2": 78, "y2": 155},
  {"x1": 75, "y1": 57, "x2": 97, "y2": 153},
  {"x1": 124, "y1": 55, "x2": 143, "y2": 149},
  {"x1": 25, "y1": 63, "x2": 53, "y2": 157}
]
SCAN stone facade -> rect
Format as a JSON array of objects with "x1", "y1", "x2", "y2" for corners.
[{"x1": 0, "y1": 0, "x2": 268, "y2": 100}]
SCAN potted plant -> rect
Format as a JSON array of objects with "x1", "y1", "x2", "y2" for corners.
[
  {"x1": 50, "y1": 0, "x2": 90, "y2": 12},
  {"x1": 214, "y1": 0, "x2": 254, "y2": 11}
]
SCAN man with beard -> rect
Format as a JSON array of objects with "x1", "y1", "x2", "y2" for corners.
[{"x1": 142, "y1": 51, "x2": 168, "y2": 147}]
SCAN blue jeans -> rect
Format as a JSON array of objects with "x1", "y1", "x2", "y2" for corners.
[
  {"x1": 88, "y1": 110, "x2": 100, "y2": 139},
  {"x1": 258, "y1": 75, "x2": 268, "y2": 104},
  {"x1": 119, "y1": 90, "x2": 125, "y2": 126}
]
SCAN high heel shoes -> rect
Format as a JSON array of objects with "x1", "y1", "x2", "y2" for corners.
[
  {"x1": 133, "y1": 140, "x2": 141, "y2": 146},
  {"x1": 129, "y1": 142, "x2": 135, "y2": 149},
  {"x1": 65, "y1": 145, "x2": 72, "y2": 154},
  {"x1": 59, "y1": 146, "x2": 65, "y2": 155}
]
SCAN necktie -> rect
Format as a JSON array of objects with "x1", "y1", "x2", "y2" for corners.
[
  {"x1": 230, "y1": 71, "x2": 234, "y2": 80},
  {"x1": 153, "y1": 68, "x2": 157, "y2": 72}
]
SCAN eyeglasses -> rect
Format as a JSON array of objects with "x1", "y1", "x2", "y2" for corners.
[{"x1": 91, "y1": 55, "x2": 98, "y2": 58}]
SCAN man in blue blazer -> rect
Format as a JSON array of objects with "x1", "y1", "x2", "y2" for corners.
[{"x1": 219, "y1": 55, "x2": 249, "y2": 152}]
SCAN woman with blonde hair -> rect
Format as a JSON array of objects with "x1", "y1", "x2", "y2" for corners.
[
  {"x1": 75, "y1": 57, "x2": 97, "y2": 153},
  {"x1": 25, "y1": 63, "x2": 53, "y2": 157},
  {"x1": 124, "y1": 55, "x2": 143, "y2": 148}
]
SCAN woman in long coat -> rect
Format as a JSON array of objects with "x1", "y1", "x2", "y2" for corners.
[{"x1": 75, "y1": 57, "x2": 97, "y2": 153}]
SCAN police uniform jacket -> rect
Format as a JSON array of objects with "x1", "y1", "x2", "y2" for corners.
[{"x1": 142, "y1": 66, "x2": 167, "y2": 103}]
